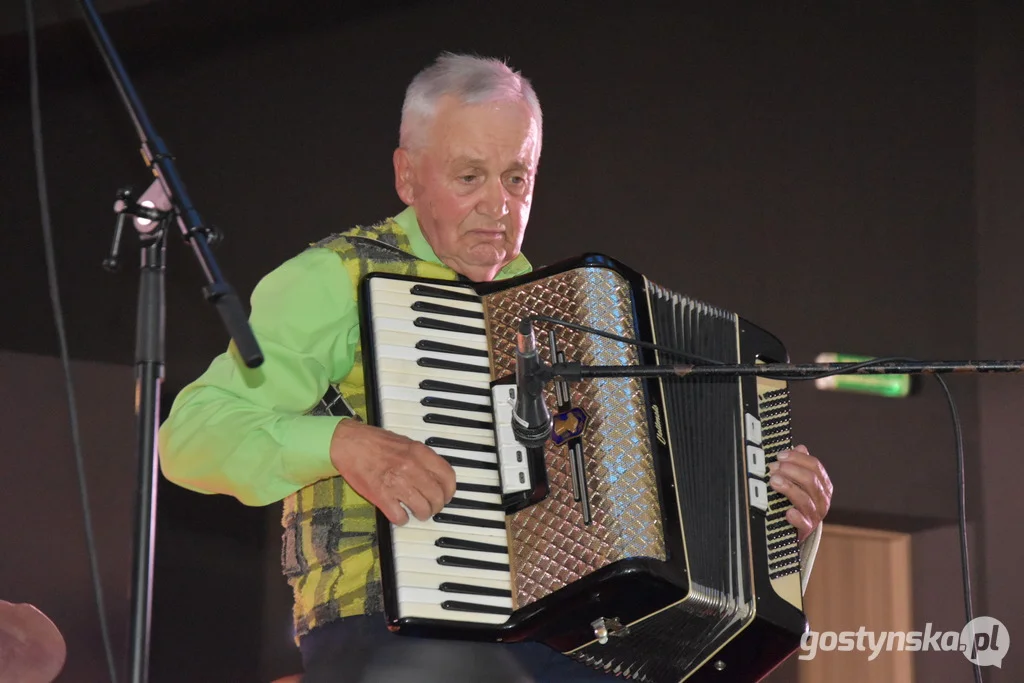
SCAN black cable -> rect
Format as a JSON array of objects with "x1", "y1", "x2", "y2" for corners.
[
  {"x1": 526, "y1": 314, "x2": 726, "y2": 365},
  {"x1": 527, "y1": 314, "x2": 918, "y2": 380},
  {"x1": 25, "y1": 1, "x2": 119, "y2": 682},
  {"x1": 759, "y1": 356, "x2": 919, "y2": 382},
  {"x1": 533, "y1": 312, "x2": 982, "y2": 681},
  {"x1": 934, "y1": 375, "x2": 983, "y2": 683}
]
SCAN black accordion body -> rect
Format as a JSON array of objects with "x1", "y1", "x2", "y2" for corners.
[{"x1": 356, "y1": 253, "x2": 807, "y2": 682}]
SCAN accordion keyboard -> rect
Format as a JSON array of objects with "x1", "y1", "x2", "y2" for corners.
[{"x1": 365, "y1": 276, "x2": 527, "y2": 625}]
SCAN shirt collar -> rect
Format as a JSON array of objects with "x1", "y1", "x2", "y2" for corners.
[{"x1": 393, "y1": 205, "x2": 533, "y2": 280}]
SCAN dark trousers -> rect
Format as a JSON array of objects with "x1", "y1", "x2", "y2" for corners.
[{"x1": 298, "y1": 614, "x2": 616, "y2": 683}]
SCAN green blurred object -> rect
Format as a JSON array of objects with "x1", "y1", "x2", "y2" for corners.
[{"x1": 814, "y1": 352, "x2": 912, "y2": 398}]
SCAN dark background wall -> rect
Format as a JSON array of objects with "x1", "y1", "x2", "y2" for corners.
[
  {"x1": 976, "y1": 2, "x2": 1024, "y2": 681},
  {"x1": 0, "y1": 0, "x2": 1018, "y2": 681}
]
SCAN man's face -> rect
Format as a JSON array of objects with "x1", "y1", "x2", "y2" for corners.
[{"x1": 394, "y1": 95, "x2": 540, "y2": 282}]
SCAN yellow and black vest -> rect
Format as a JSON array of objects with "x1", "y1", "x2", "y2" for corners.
[{"x1": 280, "y1": 217, "x2": 483, "y2": 639}]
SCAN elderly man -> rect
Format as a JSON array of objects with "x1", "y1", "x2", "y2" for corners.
[{"x1": 158, "y1": 53, "x2": 832, "y2": 682}]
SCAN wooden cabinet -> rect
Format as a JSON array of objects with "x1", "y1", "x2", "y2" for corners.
[{"x1": 797, "y1": 524, "x2": 914, "y2": 683}]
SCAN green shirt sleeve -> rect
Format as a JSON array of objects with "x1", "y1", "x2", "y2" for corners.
[{"x1": 157, "y1": 247, "x2": 359, "y2": 506}]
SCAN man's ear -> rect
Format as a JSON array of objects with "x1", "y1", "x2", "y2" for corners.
[{"x1": 394, "y1": 147, "x2": 416, "y2": 206}]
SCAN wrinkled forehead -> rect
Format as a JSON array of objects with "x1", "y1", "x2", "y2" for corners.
[{"x1": 426, "y1": 95, "x2": 541, "y2": 169}]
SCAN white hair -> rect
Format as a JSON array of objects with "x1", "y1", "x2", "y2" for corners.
[{"x1": 399, "y1": 52, "x2": 543, "y2": 152}]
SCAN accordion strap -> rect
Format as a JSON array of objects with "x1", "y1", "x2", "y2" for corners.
[{"x1": 312, "y1": 384, "x2": 359, "y2": 420}]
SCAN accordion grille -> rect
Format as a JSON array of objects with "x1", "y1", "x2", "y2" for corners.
[{"x1": 482, "y1": 266, "x2": 666, "y2": 609}]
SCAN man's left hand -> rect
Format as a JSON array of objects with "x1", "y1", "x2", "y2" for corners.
[{"x1": 768, "y1": 444, "x2": 833, "y2": 542}]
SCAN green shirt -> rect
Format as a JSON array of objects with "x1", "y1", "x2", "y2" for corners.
[{"x1": 157, "y1": 207, "x2": 532, "y2": 506}]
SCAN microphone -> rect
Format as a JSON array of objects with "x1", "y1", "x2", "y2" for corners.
[{"x1": 511, "y1": 317, "x2": 552, "y2": 447}]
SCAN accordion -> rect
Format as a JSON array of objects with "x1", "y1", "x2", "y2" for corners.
[{"x1": 355, "y1": 253, "x2": 807, "y2": 682}]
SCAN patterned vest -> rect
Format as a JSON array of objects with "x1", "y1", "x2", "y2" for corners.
[{"x1": 280, "y1": 216, "x2": 473, "y2": 640}]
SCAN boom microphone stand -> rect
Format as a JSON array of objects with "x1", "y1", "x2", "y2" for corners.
[
  {"x1": 544, "y1": 358, "x2": 1024, "y2": 381},
  {"x1": 77, "y1": 1, "x2": 264, "y2": 681},
  {"x1": 516, "y1": 316, "x2": 1021, "y2": 683},
  {"x1": 513, "y1": 316, "x2": 1024, "y2": 398}
]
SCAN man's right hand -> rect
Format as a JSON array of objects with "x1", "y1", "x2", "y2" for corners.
[{"x1": 329, "y1": 419, "x2": 457, "y2": 525}]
